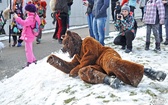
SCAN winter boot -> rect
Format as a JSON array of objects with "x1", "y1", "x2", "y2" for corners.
[
  {"x1": 17, "y1": 42, "x2": 22, "y2": 47},
  {"x1": 163, "y1": 39, "x2": 168, "y2": 45},
  {"x1": 145, "y1": 42, "x2": 150, "y2": 50},
  {"x1": 144, "y1": 68, "x2": 167, "y2": 81},
  {"x1": 154, "y1": 43, "x2": 161, "y2": 51},
  {"x1": 104, "y1": 76, "x2": 121, "y2": 89},
  {"x1": 12, "y1": 41, "x2": 17, "y2": 47}
]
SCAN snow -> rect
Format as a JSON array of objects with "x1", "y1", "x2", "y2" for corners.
[{"x1": 0, "y1": 26, "x2": 168, "y2": 105}]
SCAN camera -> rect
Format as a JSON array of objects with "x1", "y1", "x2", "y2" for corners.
[{"x1": 117, "y1": 13, "x2": 123, "y2": 19}]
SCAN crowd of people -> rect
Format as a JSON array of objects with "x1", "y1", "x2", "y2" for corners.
[
  {"x1": 1, "y1": 0, "x2": 168, "y2": 67},
  {"x1": 83, "y1": 0, "x2": 167, "y2": 53}
]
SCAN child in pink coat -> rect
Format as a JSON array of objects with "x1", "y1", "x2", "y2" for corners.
[{"x1": 14, "y1": 4, "x2": 41, "y2": 67}]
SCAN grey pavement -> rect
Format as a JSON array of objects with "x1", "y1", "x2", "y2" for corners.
[{"x1": 0, "y1": 19, "x2": 145, "y2": 80}]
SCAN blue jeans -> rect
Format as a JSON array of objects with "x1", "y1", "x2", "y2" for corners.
[
  {"x1": 87, "y1": 13, "x2": 94, "y2": 38},
  {"x1": 93, "y1": 17, "x2": 107, "y2": 46},
  {"x1": 159, "y1": 18, "x2": 168, "y2": 40}
]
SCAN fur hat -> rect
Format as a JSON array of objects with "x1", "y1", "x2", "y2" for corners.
[
  {"x1": 121, "y1": 4, "x2": 130, "y2": 12},
  {"x1": 25, "y1": 4, "x2": 37, "y2": 13}
]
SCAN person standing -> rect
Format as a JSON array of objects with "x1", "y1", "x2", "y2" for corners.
[
  {"x1": 91, "y1": 0, "x2": 109, "y2": 46},
  {"x1": 14, "y1": 4, "x2": 41, "y2": 67},
  {"x1": 139, "y1": 0, "x2": 147, "y2": 21},
  {"x1": 11, "y1": 0, "x2": 24, "y2": 47},
  {"x1": 114, "y1": 1, "x2": 121, "y2": 22},
  {"x1": 159, "y1": 0, "x2": 168, "y2": 45},
  {"x1": 143, "y1": 0, "x2": 165, "y2": 51},
  {"x1": 128, "y1": 0, "x2": 138, "y2": 15},
  {"x1": 83, "y1": 0, "x2": 94, "y2": 38},
  {"x1": 52, "y1": 0, "x2": 73, "y2": 44},
  {"x1": 111, "y1": 0, "x2": 119, "y2": 22}
]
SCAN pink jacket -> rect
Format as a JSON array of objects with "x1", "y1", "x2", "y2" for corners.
[{"x1": 15, "y1": 12, "x2": 41, "y2": 42}]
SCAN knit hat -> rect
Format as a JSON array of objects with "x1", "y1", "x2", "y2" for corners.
[
  {"x1": 25, "y1": 4, "x2": 37, "y2": 13},
  {"x1": 121, "y1": 4, "x2": 130, "y2": 12}
]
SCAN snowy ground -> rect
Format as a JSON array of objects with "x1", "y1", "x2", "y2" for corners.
[{"x1": 0, "y1": 26, "x2": 168, "y2": 105}]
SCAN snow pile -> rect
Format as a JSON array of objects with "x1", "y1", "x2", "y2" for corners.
[{"x1": 0, "y1": 26, "x2": 168, "y2": 105}]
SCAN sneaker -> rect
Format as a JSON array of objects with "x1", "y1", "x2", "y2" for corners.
[
  {"x1": 17, "y1": 42, "x2": 22, "y2": 47},
  {"x1": 125, "y1": 49, "x2": 132, "y2": 53}
]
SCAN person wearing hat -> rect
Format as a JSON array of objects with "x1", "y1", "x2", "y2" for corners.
[
  {"x1": 13, "y1": 4, "x2": 41, "y2": 68},
  {"x1": 113, "y1": 4, "x2": 137, "y2": 53}
]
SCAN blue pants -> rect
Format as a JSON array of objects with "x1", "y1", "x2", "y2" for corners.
[
  {"x1": 93, "y1": 17, "x2": 107, "y2": 46},
  {"x1": 87, "y1": 13, "x2": 94, "y2": 38}
]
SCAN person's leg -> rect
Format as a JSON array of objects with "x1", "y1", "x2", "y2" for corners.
[
  {"x1": 78, "y1": 65, "x2": 121, "y2": 89},
  {"x1": 125, "y1": 30, "x2": 135, "y2": 52},
  {"x1": 56, "y1": 15, "x2": 63, "y2": 43},
  {"x1": 36, "y1": 29, "x2": 42, "y2": 44},
  {"x1": 93, "y1": 18, "x2": 99, "y2": 41},
  {"x1": 87, "y1": 13, "x2": 94, "y2": 38},
  {"x1": 164, "y1": 18, "x2": 168, "y2": 45},
  {"x1": 57, "y1": 15, "x2": 68, "y2": 44},
  {"x1": 25, "y1": 41, "x2": 36, "y2": 66},
  {"x1": 111, "y1": 2, "x2": 116, "y2": 21},
  {"x1": 113, "y1": 35, "x2": 126, "y2": 49},
  {"x1": 53, "y1": 21, "x2": 58, "y2": 39},
  {"x1": 145, "y1": 24, "x2": 152, "y2": 50},
  {"x1": 60, "y1": 15, "x2": 68, "y2": 37},
  {"x1": 97, "y1": 17, "x2": 106, "y2": 46},
  {"x1": 12, "y1": 36, "x2": 17, "y2": 47},
  {"x1": 152, "y1": 24, "x2": 160, "y2": 50},
  {"x1": 159, "y1": 24, "x2": 163, "y2": 42},
  {"x1": 141, "y1": 7, "x2": 144, "y2": 21}
]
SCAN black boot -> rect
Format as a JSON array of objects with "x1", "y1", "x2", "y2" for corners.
[
  {"x1": 104, "y1": 76, "x2": 121, "y2": 89},
  {"x1": 163, "y1": 39, "x2": 168, "y2": 45},
  {"x1": 154, "y1": 42, "x2": 161, "y2": 51},
  {"x1": 145, "y1": 42, "x2": 150, "y2": 50},
  {"x1": 144, "y1": 68, "x2": 167, "y2": 81},
  {"x1": 121, "y1": 45, "x2": 126, "y2": 50}
]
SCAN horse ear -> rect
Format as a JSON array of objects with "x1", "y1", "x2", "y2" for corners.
[
  {"x1": 66, "y1": 30, "x2": 72, "y2": 36},
  {"x1": 61, "y1": 35, "x2": 65, "y2": 39}
]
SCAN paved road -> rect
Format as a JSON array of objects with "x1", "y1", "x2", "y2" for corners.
[{"x1": 0, "y1": 20, "x2": 144, "y2": 80}]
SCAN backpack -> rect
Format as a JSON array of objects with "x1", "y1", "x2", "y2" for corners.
[{"x1": 31, "y1": 20, "x2": 40, "y2": 36}]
